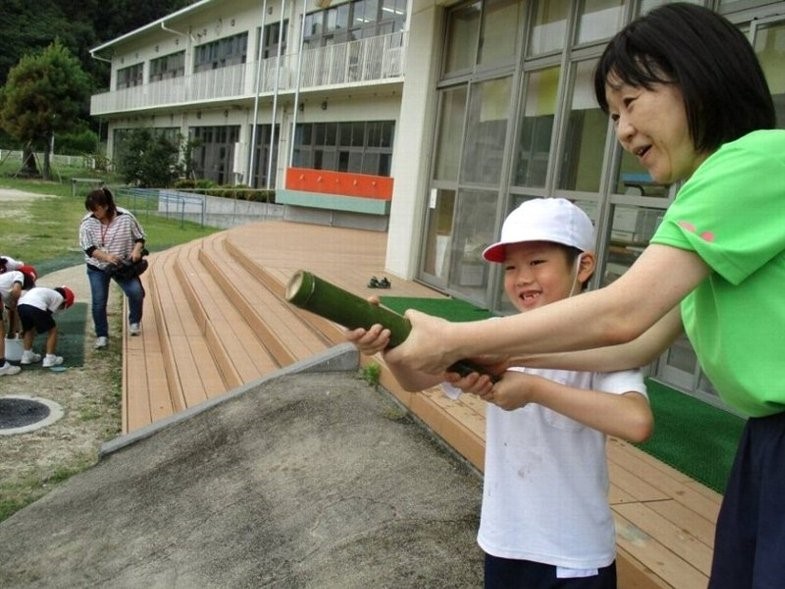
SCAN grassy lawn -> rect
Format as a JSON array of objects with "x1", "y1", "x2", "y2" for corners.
[
  {"x1": 0, "y1": 160, "x2": 219, "y2": 274},
  {"x1": 0, "y1": 160, "x2": 220, "y2": 522}
]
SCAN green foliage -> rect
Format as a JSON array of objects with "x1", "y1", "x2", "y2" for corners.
[
  {"x1": 171, "y1": 179, "x2": 276, "y2": 203},
  {"x1": 56, "y1": 127, "x2": 99, "y2": 155},
  {"x1": 0, "y1": 41, "x2": 91, "y2": 144},
  {"x1": 0, "y1": 40, "x2": 92, "y2": 179},
  {"x1": 116, "y1": 128, "x2": 183, "y2": 188},
  {"x1": 359, "y1": 362, "x2": 382, "y2": 387}
]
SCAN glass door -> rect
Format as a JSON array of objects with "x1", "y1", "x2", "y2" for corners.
[{"x1": 750, "y1": 15, "x2": 785, "y2": 128}]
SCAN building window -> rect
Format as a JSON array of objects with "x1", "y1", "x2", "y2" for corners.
[
  {"x1": 260, "y1": 20, "x2": 288, "y2": 59},
  {"x1": 249, "y1": 124, "x2": 279, "y2": 188},
  {"x1": 461, "y1": 76, "x2": 512, "y2": 185},
  {"x1": 513, "y1": 66, "x2": 560, "y2": 188},
  {"x1": 116, "y1": 63, "x2": 144, "y2": 90},
  {"x1": 527, "y1": 0, "x2": 569, "y2": 56},
  {"x1": 558, "y1": 59, "x2": 606, "y2": 192},
  {"x1": 433, "y1": 87, "x2": 468, "y2": 182},
  {"x1": 194, "y1": 32, "x2": 248, "y2": 73},
  {"x1": 292, "y1": 120, "x2": 395, "y2": 176},
  {"x1": 478, "y1": 0, "x2": 522, "y2": 67},
  {"x1": 189, "y1": 125, "x2": 241, "y2": 185},
  {"x1": 303, "y1": 0, "x2": 406, "y2": 49},
  {"x1": 149, "y1": 51, "x2": 185, "y2": 82},
  {"x1": 575, "y1": 0, "x2": 625, "y2": 45},
  {"x1": 443, "y1": 2, "x2": 481, "y2": 75}
]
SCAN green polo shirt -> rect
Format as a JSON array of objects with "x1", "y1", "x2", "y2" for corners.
[{"x1": 651, "y1": 130, "x2": 785, "y2": 417}]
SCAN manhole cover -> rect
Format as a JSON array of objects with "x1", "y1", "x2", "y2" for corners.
[{"x1": 0, "y1": 395, "x2": 64, "y2": 435}]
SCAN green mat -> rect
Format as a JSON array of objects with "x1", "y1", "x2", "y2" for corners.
[
  {"x1": 637, "y1": 379, "x2": 744, "y2": 494},
  {"x1": 10, "y1": 302, "x2": 87, "y2": 369},
  {"x1": 379, "y1": 296, "x2": 745, "y2": 494}
]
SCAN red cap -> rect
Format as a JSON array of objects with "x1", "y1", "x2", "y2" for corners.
[
  {"x1": 19, "y1": 265, "x2": 37, "y2": 289},
  {"x1": 61, "y1": 286, "x2": 75, "y2": 309}
]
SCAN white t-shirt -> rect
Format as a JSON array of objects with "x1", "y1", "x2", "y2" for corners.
[
  {"x1": 18, "y1": 287, "x2": 65, "y2": 314},
  {"x1": 475, "y1": 367, "x2": 646, "y2": 569},
  {"x1": 0, "y1": 271, "x2": 24, "y2": 305}
]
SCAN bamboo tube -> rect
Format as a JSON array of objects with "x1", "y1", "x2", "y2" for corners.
[{"x1": 285, "y1": 270, "x2": 495, "y2": 379}]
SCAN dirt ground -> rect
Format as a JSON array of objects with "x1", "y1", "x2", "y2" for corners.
[{"x1": 0, "y1": 189, "x2": 124, "y2": 519}]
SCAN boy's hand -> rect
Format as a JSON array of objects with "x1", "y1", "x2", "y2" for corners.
[
  {"x1": 480, "y1": 371, "x2": 539, "y2": 411},
  {"x1": 444, "y1": 370, "x2": 494, "y2": 396}
]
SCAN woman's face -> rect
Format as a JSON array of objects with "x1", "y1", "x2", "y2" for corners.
[
  {"x1": 605, "y1": 74, "x2": 708, "y2": 184},
  {"x1": 90, "y1": 204, "x2": 110, "y2": 221}
]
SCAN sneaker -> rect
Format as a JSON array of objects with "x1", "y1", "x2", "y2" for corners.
[
  {"x1": 367, "y1": 276, "x2": 380, "y2": 288},
  {"x1": 20, "y1": 350, "x2": 42, "y2": 365},
  {"x1": 43, "y1": 354, "x2": 64, "y2": 368},
  {"x1": 0, "y1": 362, "x2": 21, "y2": 376},
  {"x1": 129, "y1": 323, "x2": 141, "y2": 336},
  {"x1": 94, "y1": 336, "x2": 108, "y2": 349}
]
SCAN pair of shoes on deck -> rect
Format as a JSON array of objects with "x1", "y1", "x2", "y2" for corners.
[{"x1": 367, "y1": 276, "x2": 391, "y2": 289}]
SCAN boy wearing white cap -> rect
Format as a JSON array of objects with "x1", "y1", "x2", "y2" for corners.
[{"x1": 347, "y1": 198, "x2": 652, "y2": 588}]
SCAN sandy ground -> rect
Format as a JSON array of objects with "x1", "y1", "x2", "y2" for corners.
[{"x1": 0, "y1": 188, "x2": 122, "y2": 518}]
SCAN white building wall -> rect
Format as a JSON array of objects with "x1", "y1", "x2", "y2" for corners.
[{"x1": 385, "y1": 0, "x2": 440, "y2": 279}]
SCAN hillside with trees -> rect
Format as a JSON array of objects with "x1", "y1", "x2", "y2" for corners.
[{"x1": 0, "y1": 0, "x2": 196, "y2": 161}]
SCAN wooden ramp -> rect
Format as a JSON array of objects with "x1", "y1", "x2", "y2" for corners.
[{"x1": 124, "y1": 220, "x2": 718, "y2": 589}]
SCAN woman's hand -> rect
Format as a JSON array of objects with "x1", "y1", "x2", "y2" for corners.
[
  {"x1": 385, "y1": 310, "x2": 461, "y2": 374},
  {"x1": 346, "y1": 323, "x2": 391, "y2": 356}
]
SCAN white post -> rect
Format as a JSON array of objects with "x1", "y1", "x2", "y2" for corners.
[{"x1": 248, "y1": 0, "x2": 268, "y2": 187}]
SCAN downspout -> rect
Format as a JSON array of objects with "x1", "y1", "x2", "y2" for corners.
[
  {"x1": 249, "y1": 0, "x2": 269, "y2": 187},
  {"x1": 160, "y1": 21, "x2": 192, "y2": 40},
  {"x1": 288, "y1": 0, "x2": 309, "y2": 167},
  {"x1": 266, "y1": 0, "x2": 286, "y2": 190}
]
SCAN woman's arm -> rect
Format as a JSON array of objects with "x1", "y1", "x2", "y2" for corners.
[
  {"x1": 346, "y1": 324, "x2": 443, "y2": 392},
  {"x1": 514, "y1": 305, "x2": 683, "y2": 372},
  {"x1": 387, "y1": 244, "x2": 708, "y2": 374}
]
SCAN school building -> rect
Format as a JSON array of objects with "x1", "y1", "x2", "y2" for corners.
[{"x1": 90, "y1": 0, "x2": 785, "y2": 412}]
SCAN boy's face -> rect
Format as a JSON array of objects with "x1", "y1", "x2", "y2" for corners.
[{"x1": 503, "y1": 241, "x2": 579, "y2": 313}]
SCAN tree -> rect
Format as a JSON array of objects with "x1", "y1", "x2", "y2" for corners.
[
  {"x1": 0, "y1": 41, "x2": 92, "y2": 179},
  {"x1": 117, "y1": 128, "x2": 184, "y2": 188}
]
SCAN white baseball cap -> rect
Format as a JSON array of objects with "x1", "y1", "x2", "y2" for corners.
[{"x1": 482, "y1": 198, "x2": 595, "y2": 263}]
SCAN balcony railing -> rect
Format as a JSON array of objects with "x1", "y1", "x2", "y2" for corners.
[{"x1": 91, "y1": 31, "x2": 407, "y2": 116}]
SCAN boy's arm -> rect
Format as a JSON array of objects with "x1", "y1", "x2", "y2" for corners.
[
  {"x1": 482, "y1": 371, "x2": 653, "y2": 443},
  {"x1": 512, "y1": 305, "x2": 683, "y2": 372}
]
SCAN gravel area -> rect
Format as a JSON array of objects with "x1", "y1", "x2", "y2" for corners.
[{"x1": 0, "y1": 188, "x2": 123, "y2": 520}]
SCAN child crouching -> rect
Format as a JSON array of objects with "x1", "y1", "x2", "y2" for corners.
[{"x1": 18, "y1": 285, "x2": 75, "y2": 368}]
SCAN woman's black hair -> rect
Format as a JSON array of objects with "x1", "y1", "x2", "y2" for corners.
[
  {"x1": 84, "y1": 187, "x2": 118, "y2": 217},
  {"x1": 593, "y1": 3, "x2": 775, "y2": 152}
]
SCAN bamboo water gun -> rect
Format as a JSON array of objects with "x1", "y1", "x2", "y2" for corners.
[{"x1": 285, "y1": 269, "x2": 497, "y2": 380}]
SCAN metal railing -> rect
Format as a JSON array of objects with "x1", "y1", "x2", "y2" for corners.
[{"x1": 91, "y1": 31, "x2": 407, "y2": 116}]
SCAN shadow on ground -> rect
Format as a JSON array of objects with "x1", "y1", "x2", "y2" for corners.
[{"x1": 0, "y1": 349, "x2": 484, "y2": 588}]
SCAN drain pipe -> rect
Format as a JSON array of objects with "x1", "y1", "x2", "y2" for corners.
[
  {"x1": 288, "y1": 0, "x2": 308, "y2": 167},
  {"x1": 266, "y1": 0, "x2": 286, "y2": 190},
  {"x1": 249, "y1": 0, "x2": 269, "y2": 187}
]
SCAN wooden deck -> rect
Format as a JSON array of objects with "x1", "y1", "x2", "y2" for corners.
[{"x1": 124, "y1": 220, "x2": 719, "y2": 589}]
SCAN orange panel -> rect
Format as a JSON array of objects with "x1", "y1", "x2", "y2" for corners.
[{"x1": 286, "y1": 167, "x2": 393, "y2": 200}]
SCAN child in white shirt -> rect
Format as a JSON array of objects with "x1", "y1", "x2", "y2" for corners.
[
  {"x1": 17, "y1": 286, "x2": 75, "y2": 368},
  {"x1": 347, "y1": 199, "x2": 653, "y2": 588}
]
